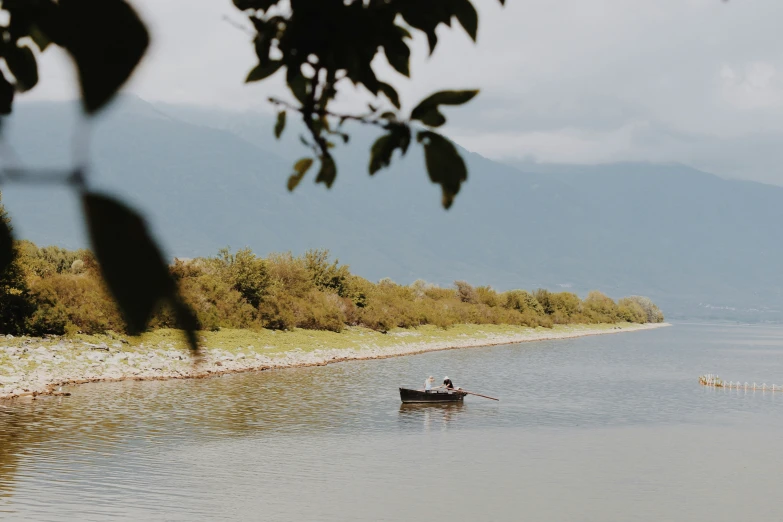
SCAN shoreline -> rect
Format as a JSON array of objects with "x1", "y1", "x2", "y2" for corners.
[{"x1": 0, "y1": 322, "x2": 669, "y2": 400}]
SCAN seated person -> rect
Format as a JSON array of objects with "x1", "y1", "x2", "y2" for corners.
[{"x1": 424, "y1": 376, "x2": 434, "y2": 391}]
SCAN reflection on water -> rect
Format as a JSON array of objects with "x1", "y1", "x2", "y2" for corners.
[
  {"x1": 398, "y1": 402, "x2": 466, "y2": 430},
  {"x1": 2, "y1": 324, "x2": 783, "y2": 520}
]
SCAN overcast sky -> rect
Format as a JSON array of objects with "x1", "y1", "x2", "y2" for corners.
[{"x1": 25, "y1": 0, "x2": 783, "y2": 185}]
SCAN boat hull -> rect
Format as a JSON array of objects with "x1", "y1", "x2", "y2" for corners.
[{"x1": 399, "y1": 387, "x2": 466, "y2": 403}]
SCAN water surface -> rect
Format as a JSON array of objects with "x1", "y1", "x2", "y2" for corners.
[{"x1": 2, "y1": 324, "x2": 783, "y2": 520}]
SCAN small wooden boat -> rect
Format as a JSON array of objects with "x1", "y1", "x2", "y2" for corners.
[{"x1": 399, "y1": 387, "x2": 467, "y2": 403}]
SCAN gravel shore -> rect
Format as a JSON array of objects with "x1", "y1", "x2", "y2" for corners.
[{"x1": 0, "y1": 322, "x2": 669, "y2": 399}]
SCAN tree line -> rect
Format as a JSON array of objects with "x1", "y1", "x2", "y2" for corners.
[{"x1": 0, "y1": 199, "x2": 664, "y2": 338}]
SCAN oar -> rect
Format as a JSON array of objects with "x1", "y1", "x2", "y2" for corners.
[{"x1": 457, "y1": 389, "x2": 499, "y2": 401}]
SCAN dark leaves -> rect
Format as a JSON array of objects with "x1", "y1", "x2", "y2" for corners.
[
  {"x1": 5, "y1": 45, "x2": 38, "y2": 92},
  {"x1": 233, "y1": 0, "x2": 279, "y2": 11},
  {"x1": 29, "y1": 24, "x2": 52, "y2": 52},
  {"x1": 417, "y1": 131, "x2": 467, "y2": 209},
  {"x1": 0, "y1": 218, "x2": 12, "y2": 276},
  {"x1": 315, "y1": 154, "x2": 337, "y2": 188},
  {"x1": 287, "y1": 158, "x2": 313, "y2": 191},
  {"x1": 369, "y1": 125, "x2": 411, "y2": 175},
  {"x1": 369, "y1": 134, "x2": 395, "y2": 175},
  {"x1": 454, "y1": 0, "x2": 479, "y2": 41},
  {"x1": 48, "y1": 0, "x2": 149, "y2": 114},
  {"x1": 246, "y1": 60, "x2": 283, "y2": 83},
  {"x1": 396, "y1": 1, "x2": 453, "y2": 55},
  {"x1": 383, "y1": 28, "x2": 411, "y2": 77},
  {"x1": 274, "y1": 111, "x2": 286, "y2": 139},
  {"x1": 378, "y1": 82, "x2": 401, "y2": 109},
  {"x1": 411, "y1": 90, "x2": 479, "y2": 128},
  {"x1": 286, "y1": 68, "x2": 309, "y2": 105},
  {"x1": 83, "y1": 193, "x2": 199, "y2": 351},
  {"x1": 229, "y1": 0, "x2": 494, "y2": 203},
  {"x1": 0, "y1": 74, "x2": 15, "y2": 115}
]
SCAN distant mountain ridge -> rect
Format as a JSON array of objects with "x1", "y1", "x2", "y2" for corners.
[{"x1": 2, "y1": 97, "x2": 781, "y2": 322}]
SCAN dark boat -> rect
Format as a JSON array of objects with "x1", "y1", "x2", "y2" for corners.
[{"x1": 399, "y1": 387, "x2": 467, "y2": 403}]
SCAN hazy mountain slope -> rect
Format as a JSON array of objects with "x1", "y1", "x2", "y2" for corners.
[{"x1": 2, "y1": 99, "x2": 781, "y2": 322}]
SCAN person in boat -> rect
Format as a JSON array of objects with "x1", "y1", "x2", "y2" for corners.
[
  {"x1": 442, "y1": 376, "x2": 454, "y2": 389},
  {"x1": 424, "y1": 376, "x2": 435, "y2": 392}
]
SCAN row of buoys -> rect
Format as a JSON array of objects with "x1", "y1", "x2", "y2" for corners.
[{"x1": 699, "y1": 373, "x2": 781, "y2": 391}]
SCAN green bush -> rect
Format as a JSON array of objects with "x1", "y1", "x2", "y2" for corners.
[
  {"x1": 216, "y1": 248, "x2": 270, "y2": 309},
  {"x1": 618, "y1": 297, "x2": 647, "y2": 323},
  {"x1": 454, "y1": 280, "x2": 478, "y2": 304},
  {"x1": 503, "y1": 290, "x2": 545, "y2": 316},
  {"x1": 292, "y1": 290, "x2": 346, "y2": 332},
  {"x1": 259, "y1": 293, "x2": 297, "y2": 330},
  {"x1": 582, "y1": 291, "x2": 621, "y2": 323},
  {"x1": 476, "y1": 286, "x2": 500, "y2": 307},
  {"x1": 624, "y1": 295, "x2": 665, "y2": 323},
  {"x1": 26, "y1": 274, "x2": 124, "y2": 335}
]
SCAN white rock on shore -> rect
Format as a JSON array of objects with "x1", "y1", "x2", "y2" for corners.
[{"x1": 0, "y1": 323, "x2": 669, "y2": 399}]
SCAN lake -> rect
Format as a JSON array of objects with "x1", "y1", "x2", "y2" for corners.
[{"x1": 1, "y1": 323, "x2": 783, "y2": 521}]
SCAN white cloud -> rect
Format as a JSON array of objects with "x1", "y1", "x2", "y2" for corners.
[{"x1": 720, "y1": 62, "x2": 783, "y2": 110}]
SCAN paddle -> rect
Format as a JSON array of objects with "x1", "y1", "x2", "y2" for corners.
[{"x1": 456, "y1": 389, "x2": 499, "y2": 401}]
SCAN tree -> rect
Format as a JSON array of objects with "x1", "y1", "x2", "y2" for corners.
[
  {"x1": 215, "y1": 248, "x2": 271, "y2": 309},
  {"x1": 0, "y1": 0, "x2": 502, "y2": 348},
  {"x1": 0, "y1": 192, "x2": 34, "y2": 335},
  {"x1": 455, "y1": 280, "x2": 478, "y2": 304}
]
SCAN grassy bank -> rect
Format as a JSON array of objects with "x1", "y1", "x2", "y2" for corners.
[{"x1": 0, "y1": 322, "x2": 669, "y2": 399}]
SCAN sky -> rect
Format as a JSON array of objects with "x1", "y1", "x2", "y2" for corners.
[{"x1": 24, "y1": 0, "x2": 783, "y2": 185}]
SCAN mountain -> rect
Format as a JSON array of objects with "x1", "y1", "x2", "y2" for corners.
[{"x1": 1, "y1": 97, "x2": 781, "y2": 322}]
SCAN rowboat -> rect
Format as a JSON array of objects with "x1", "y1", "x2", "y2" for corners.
[{"x1": 399, "y1": 387, "x2": 467, "y2": 403}]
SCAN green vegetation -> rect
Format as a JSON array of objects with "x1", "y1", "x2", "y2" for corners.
[{"x1": 0, "y1": 195, "x2": 664, "y2": 338}]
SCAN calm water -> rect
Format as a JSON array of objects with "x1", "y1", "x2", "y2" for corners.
[{"x1": 2, "y1": 324, "x2": 783, "y2": 521}]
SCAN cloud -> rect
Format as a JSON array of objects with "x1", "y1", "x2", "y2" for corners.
[{"x1": 720, "y1": 62, "x2": 783, "y2": 110}]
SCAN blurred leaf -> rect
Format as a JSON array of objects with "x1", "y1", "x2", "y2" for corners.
[
  {"x1": 287, "y1": 158, "x2": 313, "y2": 191},
  {"x1": 286, "y1": 67, "x2": 309, "y2": 105},
  {"x1": 396, "y1": 1, "x2": 451, "y2": 55},
  {"x1": 0, "y1": 74, "x2": 15, "y2": 115},
  {"x1": 454, "y1": 0, "x2": 478, "y2": 41},
  {"x1": 417, "y1": 90, "x2": 480, "y2": 108},
  {"x1": 83, "y1": 193, "x2": 199, "y2": 351},
  {"x1": 411, "y1": 89, "x2": 478, "y2": 125},
  {"x1": 383, "y1": 30, "x2": 411, "y2": 77},
  {"x1": 246, "y1": 60, "x2": 283, "y2": 82},
  {"x1": 0, "y1": 218, "x2": 12, "y2": 276},
  {"x1": 369, "y1": 134, "x2": 395, "y2": 175},
  {"x1": 47, "y1": 0, "x2": 149, "y2": 114},
  {"x1": 378, "y1": 82, "x2": 400, "y2": 109},
  {"x1": 315, "y1": 154, "x2": 337, "y2": 188},
  {"x1": 29, "y1": 24, "x2": 52, "y2": 51},
  {"x1": 233, "y1": 0, "x2": 279, "y2": 10},
  {"x1": 417, "y1": 110, "x2": 446, "y2": 128},
  {"x1": 5, "y1": 45, "x2": 38, "y2": 92},
  {"x1": 171, "y1": 297, "x2": 200, "y2": 353},
  {"x1": 274, "y1": 110, "x2": 286, "y2": 139},
  {"x1": 417, "y1": 131, "x2": 467, "y2": 209},
  {"x1": 368, "y1": 125, "x2": 411, "y2": 175}
]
